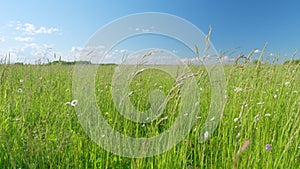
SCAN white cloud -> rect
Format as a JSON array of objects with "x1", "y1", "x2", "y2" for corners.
[
  {"x1": 24, "y1": 43, "x2": 39, "y2": 49},
  {"x1": 14, "y1": 22, "x2": 59, "y2": 35},
  {"x1": 70, "y1": 45, "x2": 105, "y2": 53},
  {"x1": 35, "y1": 26, "x2": 59, "y2": 34},
  {"x1": 120, "y1": 49, "x2": 128, "y2": 53},
  {"x1": 254, "y1": 49, "x2": 261, "y2": 53},
  {"x1": 7, "y1": 23, "x2": 14, "y2": 28},
  {"x1": 19, "y1": 43, "x2": 53, "y2": 57},
  {"x1": 134, "y1": 26, "x2": 155, "y2": 33},
  {"x1": 222, "y1": 56, "x2": 229, "y2": 62},
  {"x1": 1, "y1": 41, "x2": 56, "y2": 64},
  {"x1": 15, "y1": 36, "x2": 34, "y2": 42},
  {"x1": 68, "y1": 45, "x2": 107, "y2": 63},
  {"x1": 180, "y1": 57, "x2": 204, "y2": 64},
  {"x1": 0, "y1": 37, "x2": 5, "y2": 42},
  {"x1": 142, "y1": 29, "x2": 150, "y2": 33},
  {"x1": 71, "y1": 46, "x2": 84, "y2": 52},
  {"x1": 23, "y1": 23, "x2": 35, "y2": 33}
]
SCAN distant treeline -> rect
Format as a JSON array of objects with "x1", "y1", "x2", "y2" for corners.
[
  {"x1": 283, "y1": 59, "x2": 300, "y2": 65},
  {"x1": 251, "y1": 59, "x2": 300, "y2": 65},
  {"x1": 10, "y1": 61, "x2": 117, "y2": 65},
  {"x1": 47, "y1": 61, "x2": 116, "y2": 65},
  {"x1": 8, "y1": 59, "x2": 300, "y2": 65},
  {"x1": 47, "y1": 60, "x2": 92, "y2": 65}
]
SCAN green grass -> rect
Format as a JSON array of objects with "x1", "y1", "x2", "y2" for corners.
[{"x1": 0, "y1": 61, "x2": 299, "y2": 168}]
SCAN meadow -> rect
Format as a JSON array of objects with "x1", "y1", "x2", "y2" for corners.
[{"x1": 0, "y1": 57, "x2": 299, "y2": 168}]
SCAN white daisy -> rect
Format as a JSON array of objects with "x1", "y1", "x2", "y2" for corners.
[
  {"x1": 71, "y1": 100, "x2": 78, "y2": 106},
  {"x1": 17, "y1": 88, "x2": 23, "y2": 93},
  {"x1": 234, "y1": 117, "x2": 239, "y2": 122},
  {"x1": 254, "y1": 114, "x2": 260, "y2": 122},
  {"x1": 234, "y1": 87, "x2": 243, "y2": 92},
  {"x1": 204, "y1": 131, "x2": 209, "y2": 139},
  {"x1": 15, "y1": 118, "x2": 21, "y2": 121}
]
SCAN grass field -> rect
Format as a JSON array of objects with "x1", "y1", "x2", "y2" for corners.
[{"x1": 0, "y1": 59, "x2": 299, "y2": 168}]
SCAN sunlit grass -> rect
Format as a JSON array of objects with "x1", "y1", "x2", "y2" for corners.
[{"x1": 0, "y1": 57, "x2": 299, "y2": 168}]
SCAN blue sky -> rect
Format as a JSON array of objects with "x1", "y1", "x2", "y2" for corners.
[{"x1": 0, "y1": 0, "x2": 299, "y2": 63}]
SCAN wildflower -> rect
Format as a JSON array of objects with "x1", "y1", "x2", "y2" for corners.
[
  {"x1": 17, "y1": 88, "x2": 23, "y2": 93},
  {"x1": 240, "y1": 140, "x2": 250, "y2": 153},
  {"x1": 142, "y1": 123, "x2": 146, "y2": 127},
  {"x1": 234, "y1": 117, "x2": 239, "y2": 122},
  {"x1": 273, "y1": 94, "x2": 277, "y2": 99},
  {"x1": 234, "y1": 87, "x2": 243, "y2": 92},
  {"x1": 204, "y1": 131, "x2": 209, "y2": 139},
  {"x1": 265, "y1": 144, "x2": 271, "y2": 150},
  {"x1": 190, "y1": 140, "x2": 194, "y2": 148},
  {"x1": 71, "y1": 100, "x2": 78, "y2": 106},
  {"x1": 254, "y1": 114, "x2": 260, "y2": 122},
  {"x1": 20, "y1": 79, "x2": 24, "y2": 83},
  {"x1": 105, "y1": 112, "x2": 109, "y2": 115},
  {"x1": 183, "y1": 139, "x2": 194, "y2": 148},
  {"x1": 236, "y1": 132, "x2": 241, "y2": 138},
  {"x1": 285, "y1": 81, "x2": 290, "y2": 86},
  {"x1": 199, "y1": 87, "x2": 203, "y2": 91},
  {"x1": 264, "y1": 113, "x2": 272, "y2": 117}
]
